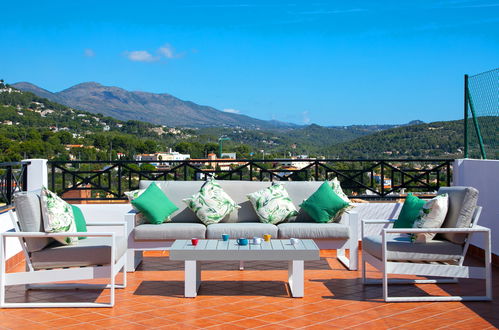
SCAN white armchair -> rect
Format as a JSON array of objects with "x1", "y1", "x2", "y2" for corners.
[
  {"x1": 0, "y1": 192, "x2": 127, "y2": 308},
  {"x1": 361, "y1": 186, "x2": 492, "y2": 302}
]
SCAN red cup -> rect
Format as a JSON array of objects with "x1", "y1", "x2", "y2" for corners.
[{"x1": 191, "y1": 238, "x2": 199, "y2": 246}]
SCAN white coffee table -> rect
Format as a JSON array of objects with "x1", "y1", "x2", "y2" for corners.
[{"x1": 169, "y1": 239, "x2": 320, "y2": 298}]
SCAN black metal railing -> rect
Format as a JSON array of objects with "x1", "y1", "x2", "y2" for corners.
[
  {"x1": 0, "y1": 161, "x2": 30, "y2": 207},
  {"x1": 47, "y1": 159, "x2": 454, "y2": 201}
]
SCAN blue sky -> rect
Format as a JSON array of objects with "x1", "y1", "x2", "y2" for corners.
[{"x1": 1, "y1": 0, "x2": 498, "y2": 126}]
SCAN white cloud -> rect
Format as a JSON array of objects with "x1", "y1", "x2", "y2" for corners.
[
  {"x1": 159, "y1": 44, "x2": 175, "y2": 59},
  {"x1": 84, "y1": 48, "x2": 95, "y2": 57},
  {"x1": 223, "y1": 108, "x2": 241, "y2": 114},
  {"x1": 126, "y1": 50, "x2": 158, "y2": 62},
  {"x1": 125, "y1": 43, "x2": 184, "y2": 62},
  {"x1": 302, "y1": 111, "x2": 311, "y2": 124}
]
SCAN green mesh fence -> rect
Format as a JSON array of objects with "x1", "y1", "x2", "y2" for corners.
[{"x1": 465, "y1": 68, "x2": 499, "y2": 159}]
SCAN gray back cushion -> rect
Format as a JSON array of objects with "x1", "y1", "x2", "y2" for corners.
[
  {"x1": 438, "y1": 186, "x2": 479, "y2": 244},
  {"x1": 138, "y1": 180, "x2": 324, "y2": 223},
  {"x1": 13, "y1": 192, "x2": 53, "y2": 252}
]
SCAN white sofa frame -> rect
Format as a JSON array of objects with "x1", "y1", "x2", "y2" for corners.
[
  {"x1": 0, "y1": 211, "x2": 127, "y2": 308},
  {"x1": 124, "y1": 210, "x2": 359, "y2": 272},
  {"x1": 361, "y1": 206, "x2": 492, "y2": 302}
]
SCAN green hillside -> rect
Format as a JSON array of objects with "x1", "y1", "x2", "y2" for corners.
[
  {"x1": 2, "y1": 81, "x2": 491, "y2": 162},
  {"x1": 0, "y1": 82, "x2": 223, "y2": 161},
  {"x1": 326, "y1": 119, "x2": 492, "y2": 159}
]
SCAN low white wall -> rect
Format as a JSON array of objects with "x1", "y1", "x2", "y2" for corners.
[
  {"x1": 0, "y1": 209, "x2": 23, "y2": 260},
  {"x1": 453, "y1": 159, "x2": 499, "y2": 255}
]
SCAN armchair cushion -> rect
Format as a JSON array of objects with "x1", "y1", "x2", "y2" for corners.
[
  {"x1": 363, "y1": 235, "x2": 463, "y2": 262},
  {"x1": 13, "y1": 192, "x2": 53, "y2": 252},
  {"x1": 30, "y1": 236, "x2": 127, "y2": 270},
  {"x1": 438, "y1": 186, "x2": 479, "y2": 244}
]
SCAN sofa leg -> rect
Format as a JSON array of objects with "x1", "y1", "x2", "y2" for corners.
[
  {"x1": 126, "y1": 250, "x2": 143, "y2": 272},
  {"x1": 239, "y1": 260, "x2": 244, "y2": 271}
]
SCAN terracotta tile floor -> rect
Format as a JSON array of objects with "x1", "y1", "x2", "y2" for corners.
[{"x1": 1, "y1": 250, "x2": 498, "y2": 329}]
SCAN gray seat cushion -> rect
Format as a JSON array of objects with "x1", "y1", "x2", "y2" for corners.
[
  {"x1": 206, "y1": 223, "x2": 278, "y2": 239},
  {"x1": 30, "y1": 236, "x2": 127, "y2": 270},
  {"x1": 278, "y1": 223, "x2": 350, "y2": 239},
  {"x1": 13, "y1": 192, "x2": 53, "y2": 252},
  {"x1": 134, "y1": 223, "x2": 207, "y2": 240},
  {"x1": 438, "y1": 186, "x2": 478, "y2": 244},
  {"x1": 363, "y1": 235, "x2": 463, "y2": 262}
]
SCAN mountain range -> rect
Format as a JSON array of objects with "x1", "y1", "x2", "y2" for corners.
[
  {"x1": 12, "y1": 82, "x2": 299, "y2": 129},
  {"x1": 2, "y1": 80, "x2": 479, "y2": 160}
]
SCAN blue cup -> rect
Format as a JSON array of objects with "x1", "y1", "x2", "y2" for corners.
[
  {"x1": 222, "y1": 234, "x2": 230, "y2": 241},
  {"x1": 237, "y1": 238, "x2": 248, "y2": 246}
]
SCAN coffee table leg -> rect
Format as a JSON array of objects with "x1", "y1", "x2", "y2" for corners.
[
  {"x1": 185, "y1": 260, "x2": 201, "y2": 298},
  {"x1": 288, "y1": 260, "x2": 304, "y2": 297}
]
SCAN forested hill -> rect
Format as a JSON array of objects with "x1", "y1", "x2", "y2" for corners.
[
  {"x1": 1, "y1": 81, "x2": 487, "y2": 162},
  {"x1": 0, "y1": 82, "x2": 194, "y2": 162},
  {"x1": 326, "y1": 120, "x2": 472, "y2": 159}
]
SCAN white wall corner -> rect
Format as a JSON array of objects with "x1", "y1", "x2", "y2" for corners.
[{"x1": 23, "y1": 159, "x2": 48, "y2": 192}]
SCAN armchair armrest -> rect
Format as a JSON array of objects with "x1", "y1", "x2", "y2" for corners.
[
  {"x1": 363, "y1": 219, "x2": 396, "y2": 225},
  {"x1": 86, "y1": 221, "x2": 127, "y2": 236},
  {"x1": 1, "y1": 231, "x2": 115, "y2": 238},
  {"x1": 86, "y1": 221, "x2": 126, "y2": 227},
  {"x1": 361, "y1": 219, "x2": 395, "y2": 238},
  {"x1": 342, "y1": 210, "x2": 359, "y2": 243},
  {"x1": 124, "y1": 209, "x2": 139, "y2": 236},
  {"x1": 384, "y1": 225, "x2": 490, "y2": 235}
]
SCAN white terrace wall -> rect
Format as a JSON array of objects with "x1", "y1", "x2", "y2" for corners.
[
  {"x1": 2, "y1": 159, "x2": 495, "y2": 261},
  {"x1": 453, "y1": 159, "x2": 499, "y2": 255}
]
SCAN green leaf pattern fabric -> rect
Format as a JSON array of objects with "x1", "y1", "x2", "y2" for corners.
[
  {"x1": 125, "y1": 188, "x2": 147, "y2": 225},
  {"x1": 329, "y1": 177, "x2": 354, "y2": 220},
  {"x1": 40, "y1": 186, "x2": 77, "y2": 245},
  {"x1": 183, "y1": 178, "x2": 240, "y2": 225},
  {"x1": 411, "y1": 193, "x2": 449, "y2": 243},
  {"x1": 247, "y1": 183, "x2": 298, "y2": 224}
]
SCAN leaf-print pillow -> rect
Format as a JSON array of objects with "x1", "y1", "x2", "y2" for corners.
[
  {"x1": 182, "y1": 178, "x2": 240, "y2": 225},
  {"x1": 412, "y1": 193, "x2": 449, "y2": 243},
  {"x1": 40, "y1": 186, "x2": 77, "y2": 245},
  {"x1": 247, "y1": 183, "x2": 298, "y2": 225},
  {"x1": 329, "y1": 177, "x2": 355, "y2": 221},
  {"x1": 125, "y1": 188, "x2": 147, "y2": 225}
]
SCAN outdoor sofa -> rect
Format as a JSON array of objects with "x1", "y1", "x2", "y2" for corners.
[{"x1": 125, "y1": 180, "x2": 359, "y2": 272}]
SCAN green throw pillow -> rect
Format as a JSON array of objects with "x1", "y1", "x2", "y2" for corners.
[
  {"x1": 300, "y1": 182, "x2": 349, "y2": 223},
  {"x1": 70, "y1": 205, "x2": 87, "y2": 240},
  {"x1": 131, "y1": 183, "x2": 179, "y2": 224},
  {"x1": 393, "y1": 193, "x2": 426, "y2": 228}
]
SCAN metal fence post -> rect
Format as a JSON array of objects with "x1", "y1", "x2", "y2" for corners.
[
  {"x1": 464, "y1": 74, "x2": 469, "y2": 158},
  {"x1": 5, "y1": 166, "x2": 12, "y2": 205}
]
